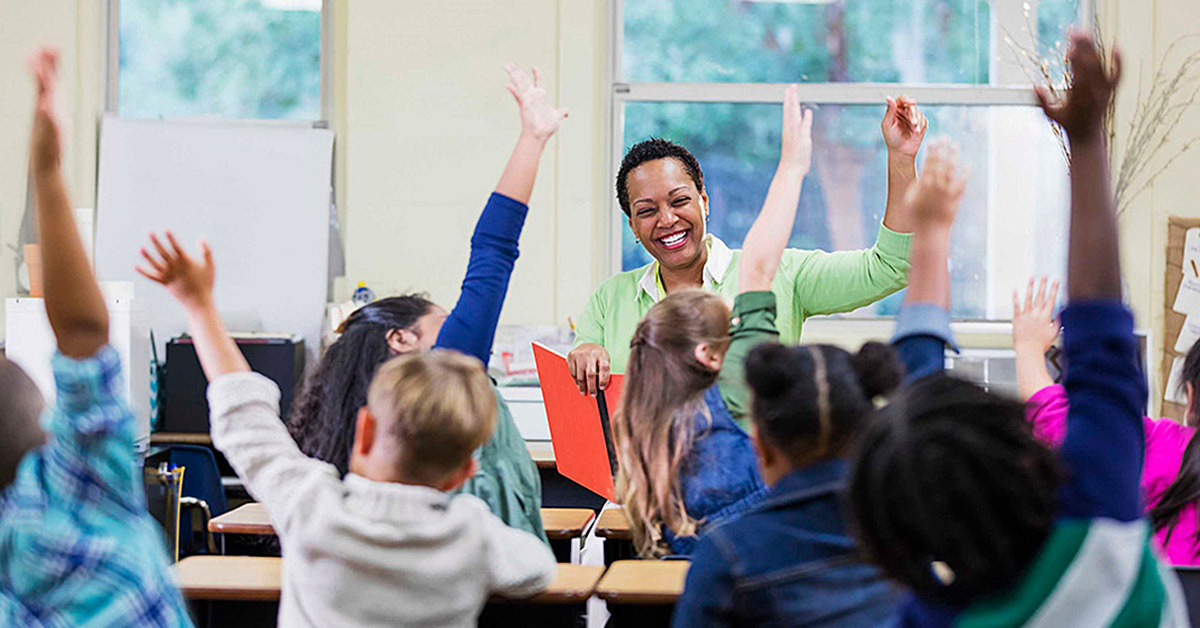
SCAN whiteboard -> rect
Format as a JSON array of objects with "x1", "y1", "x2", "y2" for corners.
[{"x1": 96, "y1": 117, "x2": 334, "y2": 362}]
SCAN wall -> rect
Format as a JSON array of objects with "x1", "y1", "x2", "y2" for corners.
[
  {"x1": 337, "y1": 0, "x2": 611, "y2": 329},
  {"x1": 1102, "y1": 0, "x2": 1200, "y2": 415}
]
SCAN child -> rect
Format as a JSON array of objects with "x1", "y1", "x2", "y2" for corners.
[
  {"x1": 0, "y1": 50, "x2": 193, "y2": 627},
  {"x1": 286, "y1": 63, "x2": 568, "y2": 542},
  {"x1": 847, "y1": 32, "x2": 1189, "y2": 626},
  {"x1": 1014, "y1": 277, "x2": 1200, "y2": 564},
  {"x1": 672, "y1": 336, "x2": 904, "y2": 628},
  {"x1": 614, "y1": 85, "x2": 812, "y2": 556},
  {"x1": 138, "y1": 237, "x2": 556, "y2": 626}
]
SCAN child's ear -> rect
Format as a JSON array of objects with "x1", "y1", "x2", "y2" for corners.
[
  {"x1": 354, "y1": 406, "x2": 377, "y2": 457},
  {"x1": 438, "y1": 457, "x2": 478, "y2": 492},
  {"x1": 1188, "y1": 382, "x2": 1197, "y2": 427},
  {"x1": 693, "y1": 342, "x2": 724, "y2": 372}
]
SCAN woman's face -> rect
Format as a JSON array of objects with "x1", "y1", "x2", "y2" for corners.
[{"x1": 626, "y1": 158, "x2": 709, "y2": 271}]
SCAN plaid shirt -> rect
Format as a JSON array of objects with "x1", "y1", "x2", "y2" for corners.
[{"x1": 0, "y1": 346, "x2": 193, "y2": 627}]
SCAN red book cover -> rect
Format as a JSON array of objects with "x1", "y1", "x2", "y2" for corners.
[{"x1": 532, "y1": 343, "x2": 623, "y2": 501}]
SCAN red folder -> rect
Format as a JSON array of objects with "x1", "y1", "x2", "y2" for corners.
[{"x1": 532, "y1": 342, "x2": 624, "y2": 501}]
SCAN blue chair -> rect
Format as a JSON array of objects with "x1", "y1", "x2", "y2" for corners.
[{"x1": 158, "y1": 444, "x2": 228, "y2": 556}]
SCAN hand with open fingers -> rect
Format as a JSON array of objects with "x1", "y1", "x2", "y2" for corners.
[
  {"x1": 1035, "y1": 29, "x2": 1121, "y2": 140},
  {"x1": 1013, "y1": 277, "x2": 1061, "y2": 355},
  {"x1": 505, "y1": 63, "x2": 569, "y2": 143},
  {"x1": 780, "y1": 84, "x2": 814, "y2": 175},
  {"x1": 567, "y1": 343, "x2": 611, "y2": 397},
  {"x1": 28, "y1": 48, "x2": 64, "y2": 174},
  {"x1": 136, "y1": 231, "x2": 216, "y2": 311},
  {"x1": 906, "y1": 140, "x2": 968, "y2": 229},
  {"x1": 882, "y1": 95, "x2": 929, "y2": 158}
]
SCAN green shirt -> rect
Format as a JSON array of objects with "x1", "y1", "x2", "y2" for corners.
[
  {"x1": 718, "y1": 291, "x2": 780, "y2": 431},
  {"x1": 575, "y1": 226, "x2": 913, "y2": 373}
]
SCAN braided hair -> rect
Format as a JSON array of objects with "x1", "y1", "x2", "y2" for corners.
[
  {"x1": 287, "y1": 294, "x2": 436, "y2": 475},
  {"x1": 745, "y1": 341, "x2": 901, "y2": 466},
  {"x1": 848, "y1": 375, "x2": 1062, "y2": 602}
]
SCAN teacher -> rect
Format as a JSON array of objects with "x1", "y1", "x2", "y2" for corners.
[{"x1": 567, "y1": 96, "x2": 929, "y2": 395}]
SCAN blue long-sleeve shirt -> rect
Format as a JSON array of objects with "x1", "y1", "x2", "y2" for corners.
[
  {"x1": 887, "y1": 301, "x2": 1184, "y2": 627},
  {"x1": 434, "y1": 192, "x2": 529, "y2": 365}
]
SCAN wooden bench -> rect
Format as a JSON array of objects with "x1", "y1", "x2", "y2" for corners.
[
  {"x1": 596, "y1": 559, "x2": 690, "y2": 628},
  {"x1": 596, "y1": 506, "x2": 636, "y2": 564},
  {"x1": 174, "y1": 555, "x2": 602, "y2": 628}
]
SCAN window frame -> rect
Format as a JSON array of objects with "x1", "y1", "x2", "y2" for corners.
[
  {"x1": 103, "y1": 0, "x2": 333, "y2": 124},
  {"x1": 607, "y1": 0, "x2": 1094, "y2": 323}
]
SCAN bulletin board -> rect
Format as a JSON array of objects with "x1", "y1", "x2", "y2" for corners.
[{"x1": 1161, "y1": 217, "x2": 1200, "y2": 421}]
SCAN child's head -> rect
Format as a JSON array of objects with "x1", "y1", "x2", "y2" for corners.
[
  {"x1": 0, "y1": 358, "x2": 46, "y2": 492},
  {"x1": 1150, "y1": 338, "x2": 1200, "y2": 538},
  {"x1": 614, "y1": 289, "x2": 731, "y2": 556},
  {"x1": 289, "y1": 294, "x2": 444, "y2": 475},
  {"x1": 848, "y1": 375, "x2": 1061, "y2": 602},
  {"x1": 348, "y1": 351, "x2": 496, "y2": 490},
  {"x1": 745, "y1": 342, "x2": 900, "y2": 484}
]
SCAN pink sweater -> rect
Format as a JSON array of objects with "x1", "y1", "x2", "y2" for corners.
[{"x1": 1028, "y1": 384, "x2": 1200, "y2": 565}]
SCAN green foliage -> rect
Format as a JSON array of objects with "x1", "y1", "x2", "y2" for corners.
[{"x1": 120, "y1": 0, "x2": 321, "y2": 120}]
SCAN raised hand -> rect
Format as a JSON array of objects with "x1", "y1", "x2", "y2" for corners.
[
  {"x1": 1036, "y1": 30, "x2": 1121, "y2": 140},
  {"x1": 28, "y1": 49, "x2": 64, "y2": 174},
  {"x1": 136, "y1": 231, "x2": 216, "y2": 311},
  {"x1": 906, "y1": 140, "x2": 969, "y2": 229},
  {"x1": 505, "y1": 63, "x2": 569, "y2": 143},
  {"x1": 882, "y1": 95, "x2": 928, "y2": 159},
  {"x1": 780, "y1": 84, "x2": 814, "y2": 173},
  {"x1": 1013, "y1": 277, "x2": 1061, "y2": 355}
]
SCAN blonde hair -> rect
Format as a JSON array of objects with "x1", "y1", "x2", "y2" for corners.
[
  {"x1": 366, "y1": 351, "x2": 496, "y2": 485},
  {"x1": 613, "y1": 290, "x2": 731, "y2": 557}
]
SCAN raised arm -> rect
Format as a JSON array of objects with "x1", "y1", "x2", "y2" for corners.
[
  {"x1": 1012, "y1": 277, "x2": 1060, "y2": 400},
  {"x1": 739, "y1": 85, "x2": 812, "y2": 293},
  {"x1": 880, "y1": 95, "x2": 929, "y2": 235},
  {"x1": 29, "y1": 50, "x2": 108, "y2": 358},
  {"x1": 434, "y1": 64, "x2": 567, "y2": 365},
  {"x1": 136, "y1": 232, "x2": 249, "y2": 380},
  {"x1": 891, "y1": 141, "x2": 967, "y2": 382},
  {"x1": 1037, "y1": 32, "x2": 1144, "y2": 521}
]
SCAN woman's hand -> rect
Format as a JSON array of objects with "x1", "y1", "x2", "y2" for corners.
[
  {"x1": 779, "y1": 84, "x2": 814, "y2": 174},
  {"x1": 1013, "y1": 277, "x2": 1061, "y2": 356},
  {"x1": 567, "y1": 343, "x2": 611, "y2": 397},
  {"x1": 882, "y1": 95, "x2": 928, "y2": 159},
  {"x1": 505, "y1": 63, "x2": 569, "y2": 144},
  {"x1": 136, "y1": 231, "x2": 216, "y2": 312}
]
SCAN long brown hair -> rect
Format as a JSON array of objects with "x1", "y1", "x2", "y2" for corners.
[{"x1": 614, "y1": 289, "x2": 731, "y2": 557}]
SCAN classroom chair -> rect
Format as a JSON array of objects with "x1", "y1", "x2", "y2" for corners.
[{"x1": 155, "y1": 444, "x2": 229, "y2": 556}]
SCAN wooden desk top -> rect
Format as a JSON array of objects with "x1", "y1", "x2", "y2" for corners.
[
  {"x1": 595, "y1": 507, "x2": 632, "y2": 540},
  {"x1": 210, "y1": 502, "x2": 273, "y2": 535},
  {"x1": 175, "y1": 556, "x2": 597, "y2": 605},
  {"x1": 174, "y1": 556, "x2": 281, "y2": 601},
  {"x1": 211, "y1": 503, "x2": 594, "y2": 541},
  {"x1": 527, "y1": 441, "x2": 556, "y2": 469},
  {"x1": 595, "y1": 560, "x2": 689, "y2": 605},
  {"x1": 150, "y1": 432, "x2": 213, "y2": 446},
  {"x1": 541, "y1": 508, "x2": 595, "y2": 540}
]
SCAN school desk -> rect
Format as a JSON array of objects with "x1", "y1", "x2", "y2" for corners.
[
  {"x1": 596, "y1": 506, "x2": 636, "y2": 565},
  {"x1": 596, "y1": 559, "x2": 690, "y2": 628},
  {"x1": 174, "y1": 555, "x2": 602, "y2": 628},
  {"x1": 209, "y1": 502, "x2": 595, "y2": 561}
]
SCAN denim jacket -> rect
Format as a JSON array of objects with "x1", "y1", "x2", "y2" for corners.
[
  {"x1": 664, "y1": 385, "x2": 768, "y2": 556},
  {"x1": 672, "y1": 459, "x2": 901, "y2": 628}
]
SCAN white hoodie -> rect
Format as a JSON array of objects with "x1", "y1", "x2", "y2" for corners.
[{"x1": 207, "y1": 372, "x2": 556, "y2": 628}]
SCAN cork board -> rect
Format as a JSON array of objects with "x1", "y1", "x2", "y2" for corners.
[{"x1": 1161, "y1": 217, "x2": 1200, "y2": 421}]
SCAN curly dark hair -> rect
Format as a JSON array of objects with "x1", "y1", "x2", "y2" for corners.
[
  {"x1": 287, "y1": 294, "x2": 436, "y2": 475},
  {"x1": 616, "y1": 138, "x2": 705, "y2": 216},
  {"x1": 848, "y1": 375, "x2": 1062, "y2": 603}
]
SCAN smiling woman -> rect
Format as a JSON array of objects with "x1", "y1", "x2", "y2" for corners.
[{"x1": 567, "y1": 98, "x2": 925, "y2": 395}]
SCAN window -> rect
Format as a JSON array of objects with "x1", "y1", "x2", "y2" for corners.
[
  {"x1": 112, "y1": 0, "x2": 325, "y2": 120},
  {"x1": 613, "y1": 0, "x2": 1087, "y2": 320}
]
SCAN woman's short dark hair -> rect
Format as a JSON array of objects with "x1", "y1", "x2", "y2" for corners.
[
  {"x1": 848, "y1": 375, "x2": 1061, "y2": 602},
  {"x1": 746, "y1": 341, "x2": 901, "y2": 465},
  {"x1": 287, "y1": 294, "x2": 436, "y2": 475},
  {"x1": 616, "y1": 138, "x2": 705, "y2": 217}
]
